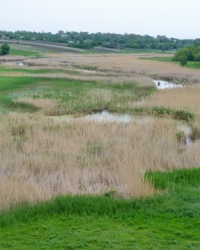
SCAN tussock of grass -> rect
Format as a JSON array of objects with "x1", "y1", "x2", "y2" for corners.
[
  {"x1": 190, "y1": 126, "x2": 200, "y2": 140},
  {"x1": 125, "y1": 106, "x2": 194, "y2": 122},
  {"x1": 0, "y1": 95, "x2": 38, "y2": 113},
  {"x1": 152, "y1": 107, "x2": 194, "y2": 122}
]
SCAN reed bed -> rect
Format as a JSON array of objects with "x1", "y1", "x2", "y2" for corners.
[
  {"x1": 24, "y1": 53, "x2": 200, "y2": 83},
  {"x1": 0, "y1": 66, "x2": 153, "y2": 87},
  {"x1": 2, "y1": 53, "x2": 200, "y2": 84},
  {"x1": 0, "y1": 113, "x2": 199, "y2": 210},
  {"x1": 141, "y1": 84, "x2": 200, "y2": 115}
]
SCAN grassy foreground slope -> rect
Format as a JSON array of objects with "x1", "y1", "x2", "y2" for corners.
[{"x1": 0, "y1": 168, "x2": 200, "y2": 249}]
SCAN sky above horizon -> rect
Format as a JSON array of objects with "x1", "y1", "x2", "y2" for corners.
[{"x1": 1, "y1": 0, "x2": 200, "y2": 39}]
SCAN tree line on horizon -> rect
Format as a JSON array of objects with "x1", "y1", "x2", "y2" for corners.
[{"x1": 0, "y1": 30, "x2": 200, "y2": 51}]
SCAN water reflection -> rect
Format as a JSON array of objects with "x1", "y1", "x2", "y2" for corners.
[
  {"x1": 85, "y1": 110, "x2": 132, "y2": 123},
  {"x1": 153, "y1": 80, "x2": 182, "y2": 90}
]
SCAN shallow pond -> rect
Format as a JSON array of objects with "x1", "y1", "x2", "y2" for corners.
[
  {"x1": 153, "y1": 80, "x2": 182, "y2": 90},
  {"x1": 16, "y1": 62, "x2": 25, "y2": 66},
  {"x1": 49, "y1": 111, "x2": 152, "y2": 124},
  {"x1": 177, "y1": 123, "x2": 193, "y2": 146},
  {"x1": 49, "y1": 111, "x2": 193, "y2": 146},
  {"x1": 85, "y1": 110, "x2": 132, "y2": 123}
]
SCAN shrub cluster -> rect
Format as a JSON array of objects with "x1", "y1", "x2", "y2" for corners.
[
  {"x1": 173, "y1": 44, "x2": 200, "y2": 66},
  {"x1": 0, "y1": 43, "x2": 10, "y2": 55}
]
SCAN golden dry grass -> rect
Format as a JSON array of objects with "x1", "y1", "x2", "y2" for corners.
[
  {"x1": 140, "y1": 84, "x2": 200, "y2": 115},
  {"x1": 0, "y1": 65, "x2": 153, "y2": 87},
  {"x1": 17, "y1": 98, "x2": 57, "y2": 115},
  {"x1": 2, "y1": 52, "x2": 200, "y2": 87},
  {"x1": 24, "y1": 53, "x2": 200, "y2": 83},
  {"x1": 0, "y1": 113, "x2": 199, "y2": 209}
]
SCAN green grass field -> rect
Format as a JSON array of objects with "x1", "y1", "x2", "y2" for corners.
[
  {"x1": 9, "y1": 49, "x2": 42, "y2": 57},
  {"x1": 140, "y1": 56, "x2": 175, "y2": 63},
  {"x1": 0, "y1": 168, "x2": 200, "y2": 249},
  {"x1": 0, "y1": 75, "x2": 194, "y2": 121},
  {"x1": 142, "y1": 56, "x2": 200, "y2": 69},
  {"x1": 0, "y1": 76, "x2": 156, "y2": 115},
  {"x1": 186, "y1": 61, "x2": 200, "y2": 69}
]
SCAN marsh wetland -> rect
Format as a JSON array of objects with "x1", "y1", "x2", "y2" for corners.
[{"x1": 1, "y1": 44, "x2": 200, "y2": 249}]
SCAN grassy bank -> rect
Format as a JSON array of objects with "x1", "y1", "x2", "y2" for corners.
[
  {"x1": 0, "y1": 168, "x2": 200, "y2": 249},
  {"x1": 186, "y1": 61, "x2": 200, "y2": 69}
]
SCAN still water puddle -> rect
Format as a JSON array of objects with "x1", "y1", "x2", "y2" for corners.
[
  {"x1": 85, "y1": 110, "x2": 132, "y2": 123},
  {"x1": 49, "y1": 111, "x2": 193, "y2": 146},
  {"x1": 50, "y1": 111, "x2": 152, "y2": 124},
  {"x1": 177, "y1": 123, "x2": 193, "y2": 146},
  {"x1": 16, "y1": 62, "x2": 25, "y2": 66},
  {"x1": 153, "y1": 80, "x2": 182, "y2": 90}
]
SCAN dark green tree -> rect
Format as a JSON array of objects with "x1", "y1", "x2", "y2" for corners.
[
  {"x1": 0, "y1": 43, "x2": 10, "y2": 55},
  {"x1": 194, "y1": 52, "x2": 200, "y2": 61},
  {"x1": 179, "y1": 55, "x2": 187, "y2": 66}
]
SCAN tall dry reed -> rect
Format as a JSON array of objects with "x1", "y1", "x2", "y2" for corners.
[
  {"x1": 141, "y1": 84, "x2": 200, "y2": 115},
  {"x1": 0, "y1": 113, "x2": 199, "y2": 210},
  {"x1": 24, "y1": 53, "x2": 200, "y2": 83}
]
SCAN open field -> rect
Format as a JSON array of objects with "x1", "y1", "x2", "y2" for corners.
[
  {"x1": 0, "y1": 40, "x2": 85, "y2": 53},
  {"x1": 2, "y1": 40, "x2": 173, "y2": 55},
  {"x1": 1, "y1": 46, "x2": 200, "y2": 248}
]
